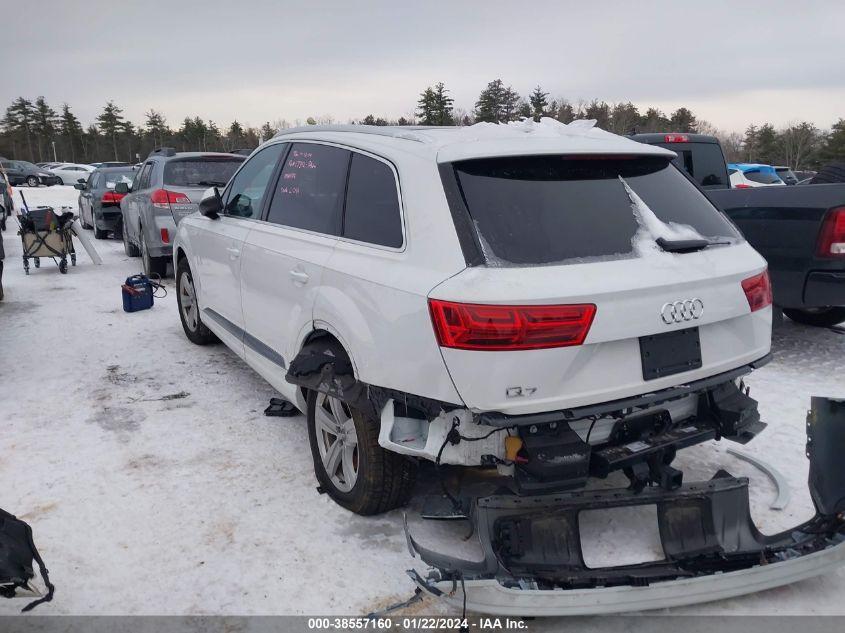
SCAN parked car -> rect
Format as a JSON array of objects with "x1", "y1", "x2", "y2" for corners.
[
  {"x1": 121, "y1": 148, "x2": 244, "y2": 276},
  {"x1": 632, "y1": 133, "x2": 845, "y2": 326},
  {"x1": 50, "y1": 162, "x2": 95, "y2": 185},
  {"x1": 174, "y1": 124, "x2": 772, "y2": 517},
  {"x1": 0, "y1": 169, "x2": 13, "y2": 231},
  {"x1": 728, "y1": 163, "x2": 785, "y2": 188},
  {"x1": 89, "y1": 161, "x2": 130, "y2": 168},
  {"x1": 75, "y1": 166, "x2": 138, "y2": 239},
  {"x1": 774, "y1": 165, "x2": 800, "y2": 185},
  {"x1": 0, "y1": 160, "x2": 60, "y2": 187}
]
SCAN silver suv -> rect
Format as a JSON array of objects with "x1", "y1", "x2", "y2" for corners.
[{"x1": 120, "y1": 148, "x2": 244, "y2": 276}]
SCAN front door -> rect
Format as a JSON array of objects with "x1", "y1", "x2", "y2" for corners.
[{"x1": 193, "y1": 142, "x2": 288, "y2": 358}]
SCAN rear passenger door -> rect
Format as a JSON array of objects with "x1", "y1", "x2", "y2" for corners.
[
  {"x1": 124, "y1": 162, "x2": 153, "y2": 242},
  {"x1": 240, "y1": 142, "x2": 348, "y2": 391},
  {"x1": 80, "y1": 172, "x2": 98, "y2": 224}
]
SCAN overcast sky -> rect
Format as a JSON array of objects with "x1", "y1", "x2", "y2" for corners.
[{"x1": 2, "y1": 0, "x2": 843, "y2": 134}]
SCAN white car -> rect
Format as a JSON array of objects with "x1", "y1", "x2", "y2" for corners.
[
  {"x1": 50, "y1": 163, "x2": 95, "y2": 186},
  {"x1": 173, "y1": 121, "x2": 772, "y2": 518},
  {"x1": 728, "y1": 162, "x2": 786, "y2": 188}
]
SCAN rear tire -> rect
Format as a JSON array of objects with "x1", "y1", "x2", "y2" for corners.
[
  {"x1": 176, "y1": 257, "x2": 217, "y2": 345},
  {"x1": 140, "y1": 229, "x2": 167, "y2": 277},
  {"x1": 79, "y1": 204, "x2": 91, "y2": 230},
  {"x1": 784, "y1": 307, "x2": 845, "y2": 327},
  {"x1": 123, "y1": 218, "x2": 140, "y2": 256},
  {"x1": 307, "y1": 388, "x2": 417, "y2": 515},
  {"x1": 93, "y1": 222, "x2": 109, "y2": 240}
]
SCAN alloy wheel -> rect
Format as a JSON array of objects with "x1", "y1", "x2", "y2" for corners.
[
  {"x1": 314, "y1": 393, "x2": 359, "y2": 493},
  {"x1": 179, "y1": 272, "x2": 198, "y2": 332}
]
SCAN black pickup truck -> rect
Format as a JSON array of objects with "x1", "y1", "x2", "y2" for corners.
[{"x1": 632, "y1": 133, "x2": 845, "y2": 327}]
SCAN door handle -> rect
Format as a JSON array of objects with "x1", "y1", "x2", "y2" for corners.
[
  {"x1": 226, "y1": 246, "x2": 240, "y2": 258},
  {"x1": 289, "y1": 270, "x2": 310, "y2": 285}
]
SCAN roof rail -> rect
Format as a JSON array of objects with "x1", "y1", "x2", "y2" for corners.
[
  {"x1": 272, "y1": 124, "x2": 453, "y2": 144},
  {"x1": 148, "y1": 147, "x2": 176, "y2": 158}
]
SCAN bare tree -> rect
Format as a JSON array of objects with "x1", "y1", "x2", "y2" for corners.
[{"x1": 780, "y1": 121, "x2": 820, "y2": 171}]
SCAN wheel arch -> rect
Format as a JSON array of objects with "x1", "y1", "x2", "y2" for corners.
[{"x1": 289, "y1": 327, "x2": 357, "y2": 405}]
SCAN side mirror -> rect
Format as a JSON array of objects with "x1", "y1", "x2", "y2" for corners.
[
  {"x1": 199, "y1": 186, "x2": 223, "y2": 219},
  {"x1": 74, "y1": 183, "x2": 86, "y2": 191},
  {"x1": 114, "y1": 182, "x2": 130, "y2": 194}
]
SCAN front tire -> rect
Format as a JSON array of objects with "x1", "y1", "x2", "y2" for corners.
[
  {"x1": 307, "y1": 389, "x2": 416, "y2": 515},
  {"x1": 176, "y1": 258, "x2": 217, "y2": 345},
  {"x1": 784, "y1": 307, "x2": 845, "y2": 327},
  {"x1": 26, "y1": 176, "x2": 38, "y2": 187},
  {"x1": 123, "y1": 218, "x2": 140, "y2": 256}
]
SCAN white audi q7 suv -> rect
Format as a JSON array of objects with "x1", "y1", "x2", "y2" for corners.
[{"x1": 173, "y1": 119, "x2": 772, "y2": 516}]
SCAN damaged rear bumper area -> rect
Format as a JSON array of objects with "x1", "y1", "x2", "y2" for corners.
[{"x1": 406, "y1": 397, "x2": 845, "y2": 615}]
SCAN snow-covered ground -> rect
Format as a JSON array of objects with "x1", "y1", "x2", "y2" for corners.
[{"x1": 1, "y1": 185, "x2": 844, "y2": 617}]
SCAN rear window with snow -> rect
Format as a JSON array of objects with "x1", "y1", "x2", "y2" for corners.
[
  {"x1": 163, "y1": 157, "x2": 244, "y2": 188},
  {"x1": 452, "y1": 155, "x2": 740, "y2": 266}
]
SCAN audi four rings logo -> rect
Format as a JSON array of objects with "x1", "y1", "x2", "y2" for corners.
[{"x1": 660, "y1": 298, "x2": 704, "y2": 324}]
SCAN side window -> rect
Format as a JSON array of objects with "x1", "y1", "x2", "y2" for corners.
[
  {"x1": 265, "y1": 143, "x2": 349, "y2": 235},
  {"x1": 135, "y1": 163, "x2": 153, "y2": 191},
  {"x1": 89, "y1": 173, "x2": 99, "y2": 189},
  {"x1": 224, "y1": 143, "x2": 286, "y2": 218},
  {"x1": 343, "y1": 153, "x2": 403, "y2": 247}
]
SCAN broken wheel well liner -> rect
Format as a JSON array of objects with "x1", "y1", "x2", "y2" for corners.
[
  {"x1": 285, "y1": 334, "x2": 462, "y2": 421},
  {"x1": 405, "y1": 395, "x2": 845, "y2": 616}
]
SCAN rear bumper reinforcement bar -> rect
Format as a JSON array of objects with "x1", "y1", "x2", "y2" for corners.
[{"x1": 406, "y1": 396, "x2": 845, "y2": 616}]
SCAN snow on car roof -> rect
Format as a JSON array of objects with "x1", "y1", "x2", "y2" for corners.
[{"x1": 273, "y1": 118, "x2": 675, "y2": 163}]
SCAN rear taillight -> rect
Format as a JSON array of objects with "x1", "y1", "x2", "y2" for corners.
[
  {"x1": 664, "y1": 134, "x2": 689, "y2": 143},
  {"x1": 151, "y1": 189, "x2": 190, "y2": 209},
  {"x1": 734, "y1": 184, "x2": 752, "y2": 189},
  {"x1": 428, "y1": 300, "x2": 596, "y2": 351},
  {"x1": 101, "y1": 191, "x2": 124, "y2": 205},
  {"x1": 160, "y1": 228, "x2": 170, "y2": 244},
  {"x1": 741, "y1": 270, "x2": 772, "y2": 312},
  {"x1": 816, "y1": 207, "x2": 845, "y2": 258}
]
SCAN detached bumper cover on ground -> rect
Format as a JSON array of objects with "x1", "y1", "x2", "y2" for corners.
[{"x1": 407, "y1": 397, "x2": 845, "y2": 615}]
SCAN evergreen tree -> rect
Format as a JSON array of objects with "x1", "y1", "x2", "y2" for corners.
[
  {"x1": 669, "y1": 107, "x2": 698, "y2": 133},
  {"x1": 144, "y1": 109, "x2": 169, "y2": 148},
  {"x1": 819, "y1": 119, "x2": 845, "y2": 163},
  {"x1": 2, "y1": 97, "x2": 36, "y2": 161},
  {"x1": 755, "y1": 123, "x2": 779, "y2": 164},
  {"x1": 96, "y1": 101, "x2": 126, "y2": 161},
  {"x1": 742, "y1": 125, "x2": 759, "y2": 162},
  {"x1": 474, "y1": 79, "x2": 520, "y2": 123},
  {"x1": 583, "y1": 99, "x2": 611, "y2": 129},
  {"x1": 226, "y1": 120, "x2": 246, "y2": 150},
  {"x1": 32, "y1": 97, "x2": 58, "y2": 162},
  {"x1": 609, "y1": 102, "x2": 640, "y2": 134},
  {"x1": 553, "y1": 100, "x2": 575, "y2": 124},
  {"x1": 529, "y1": 86, "x2": 549, "y2": 122},
  {"x1": 417, "y1": 82, "x2": 454, "y2": 125},
  {"x1": 639, "y1": 107, "x2": 671, "y2": 133},
  {"x1": 59, "y1": 103, "x2": 83, "y2": 163},
  {"x1": 260, "y1": 121, "x2": 277, "y2": 142}
]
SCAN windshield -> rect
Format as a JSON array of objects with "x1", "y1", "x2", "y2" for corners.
[
  {"x1": 163, "y1": 157, "x2": 244, "y2": 187},
  {"x1": 452, "y1": 155, "x2": 741, "y2": 266},
  {"x1": 103, "y1": 170, "x2": 136, "y2": 189}
]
